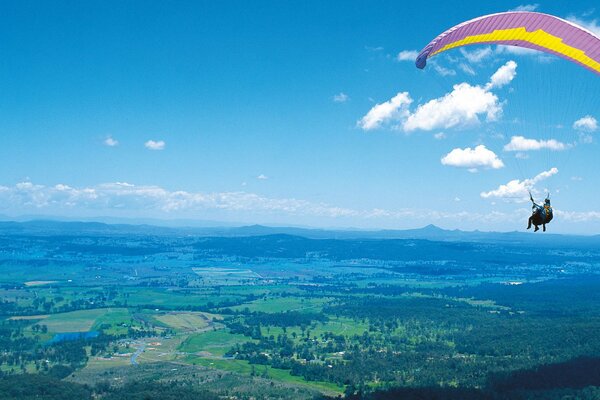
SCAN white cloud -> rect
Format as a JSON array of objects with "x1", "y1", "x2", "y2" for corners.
[
  {"x1": 431, "y1": 61, "x2": 456, "y2": 76},
  {"x1": 396, "y1": 50, "x2": 419, "y2": 61},
  {"x1": 333, "y1": 92, "x2": 349, "y2": 103},
  {"x1": 357, "y1": 92, "x2": 412, "y2": 130},
  {"x1": 460, "y1": 47, "x2": 493, "y2": 63},
  {"x1": 573, "y1": 115, "x2": 598, "y2": 132},
  {"x1": 486, "y1": 60, "x2": 517, "y2": 89},
  {"x1": 556, "y1": 210, "x2": 600, "y2": 222},
  {"x1": 566, "y1": 16, "x2": 600, "y2": 37},
  {"x1": 257, "y1": 174, "x2": 268, "y2": 180},
  {"x1": 434, "y1": 132, "x2": 446, "y2": 140},
  {"x1": 0, "y1": 180, "x2": 528, "y2": 225},
  {"x1": 458, "y1": 63, "x2": 476, "y2": 75},
  {"x1": 359, "y1": 61, "x2": 517, "y2": 133},
  {"x1": 441, "y1": 145, "x2": 504, "y2": 170},
  {"x1": 145, "y1": 140, "x2": 166, "y2": 150},
  {"x1": 571, "y1": 176, "x2": 583, "y2": 181},
  {"x1": 510, "y1": 4, "x2": 539, "y2": 12},
  {"x1": 403, "y1": 83, "x2": 501, "y2": 131},
  {"x1": 0, "y1": 181, "x2": 359, "y2": 218},
  {"x1": 481, "y1": 167, "x2": 558, "y2": 200},
  {"x1": 503, "y1": 135, "x2": 569, "y2": 151},
  {"x1": 104, "y1": 136, "x2": 118, "y2": 147}
]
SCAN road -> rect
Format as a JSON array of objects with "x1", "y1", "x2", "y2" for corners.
[{"x1": 130, "y1": 343, "x2": 145, "y2": 365}]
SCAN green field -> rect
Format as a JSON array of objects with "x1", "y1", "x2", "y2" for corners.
[
  {"x1": 40, "y1": 308, "x2": 111, "y2": 332},
  {"x1": 118, "y1": 287, "x2": 245, "y2": 308},
  {"x1": 230, "y1": 296, "x2": 332, "y2": 313},
  {"x1": 154, "y1": 311, "x2": 212, "y2": 331},
  {"x1": 92, "y1": 308, "x2": 134, "y2": 335},
  {"x1": 186, "y1": 356, "x2": 343, "y2": 396},
  {"x1": 179, "y1": 329, "x2": 254, "y2": 356},
  {"x1": 27, "y1": 307, "x2": 137, "y2": 334}
]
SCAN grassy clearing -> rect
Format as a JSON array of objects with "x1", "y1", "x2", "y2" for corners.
[
  {"x1": 154, "y1": 312, "x2": 211, "y2": 331},
  {"x1": 119, "y1": 287, "x2": 244, "y2": 308},
  {"x1": 40, "y1": 308, "x2": 110, "y2": 332},
  {"x1": 179, "y1": 329, "x2": 254, "y2": 356},
  {"x1": 402, "y1": 292, "x2": 511, "y2": 310},
  {"x1": 92, "y1": 308, "x2": 133, "y2": 335},
  {"x1": 24, "y1": 280, "x2": 59, "y2": 286},
  {"x1": 187, "y1": 356, "x2": 343, "y2": 395},
  {"x1": 229, "y1": 296, "x2": 331, "y2": 313},
  {"x1": 9, "y1": 314, "x2": 49, "y2": 321}
]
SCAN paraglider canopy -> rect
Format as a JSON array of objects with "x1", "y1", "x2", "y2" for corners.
[{"x1": 415, "y1": 12, "x2": 600, "y2": 75}]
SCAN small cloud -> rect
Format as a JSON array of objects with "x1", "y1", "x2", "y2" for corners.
[
  {"x1": 257, "y1": 174, "x2": 268, "y2": 180},
  {"x1": 515, "y1": 152, "x2": 529, "y2": 159},
  {"x1": 571, "y1": 176, "x2": 583, "y2": 181},
  {"x1": 404, "y1": 83, "x2": 501, "y2": 131},
  {"x1": 434, "y1": 132, "x2": 446, "y2": 140},
  {"x1": 454, "y1": 197, "x2": 461, "y2": 202},
  {"x1": 460, "y1": 47, "x2": 493, "y2": 63},
  {"x1": 485, "y1": 60, "x2": 517, "y2": 90},
  {"x1": 573, "y1": 115, "x2": 598, "y2": 132},
  {"x1": 481, "y1": 167, "x2": 558, "y2": 201},
  {"x1": 396, "y1": 50, "x2": 419, "y2": 62},
  {"x1": 144, "y1": 140, "x2": 166, "y2": 150},
  {"x1": 104, "y1": 136, "x2": 119, "y2": 147},
  {"x1": 357, "y1": 92, "x2": 412, "y2": 130},
  {"x1": 431, "y1": 61, "x2": 456, "y2": 76},
  {"x1": 458, "y1": 63, "x2": 476, "y2": 75},
  {"x1": 333, "y1": 92, "x2": 349, "y2": 103},
  {"x1": 241, "y1": 182, "x2": 247, "y2": 186},
  {"x1": 441, "y1": 145, "x2": 504, "y2": 170},
  {"x1": 510, "y1": 4, "x2": 539, "y2": 12},
  {"x1": 365, "y1": 46, "x2": 384, "y2": 52},
  {"x1": 503, "y1": 135, "x2": 569, "y2": 151}
]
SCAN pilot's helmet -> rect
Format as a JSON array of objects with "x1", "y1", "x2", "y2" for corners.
[{"x1": 544, "y1": 198, "x2": 551, "y2": 205}]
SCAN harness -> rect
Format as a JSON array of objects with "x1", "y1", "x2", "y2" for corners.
[{"x1": 532, "y1": 204, "x2": 552, "y2": 225}]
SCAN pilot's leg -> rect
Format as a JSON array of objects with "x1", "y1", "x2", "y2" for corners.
[
  {"x1": 527, "y1": 217, "x2": 532, "y2": 230},
  {"x1": 543, "y1": 224, "x2": 546, "y2": 232},
  {"x1": 534, "y1": 225, "x2": 539, "y2": 232}
]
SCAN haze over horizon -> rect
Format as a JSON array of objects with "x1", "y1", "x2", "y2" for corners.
[{"x1": 1, "y1": 1, "x2": 599, "y2": 233}]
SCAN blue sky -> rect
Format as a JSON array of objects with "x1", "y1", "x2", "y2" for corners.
[{"x1": 1, "y1": 1, "x2": 599, "y2": 233}]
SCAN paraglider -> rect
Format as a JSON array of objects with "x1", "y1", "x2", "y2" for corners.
[
  {"x1": 415, "y1": 11, "x2": 600, "y2": 75},
  {"x1": 527, "y1": 192, "x2": 553, "y2": 232}
]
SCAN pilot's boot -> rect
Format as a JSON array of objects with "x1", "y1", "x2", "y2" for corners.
[
  {"x1": 527, "y1": 217, "x2": 532, "y2": 230},
  {"x1": 534, "y1": 225, "x2": 539, "y2": 232},
  {"x1": 543, "y1": 224, "x2": 546, "y2": 232}
]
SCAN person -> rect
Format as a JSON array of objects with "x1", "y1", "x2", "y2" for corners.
[{"x1": 527, "y1": 192, "x2": 553, "y2": 232}]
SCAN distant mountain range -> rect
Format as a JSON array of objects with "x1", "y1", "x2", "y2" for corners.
[{"x1": 0, "y1": 219, "x2": 598, "y2": 246}]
